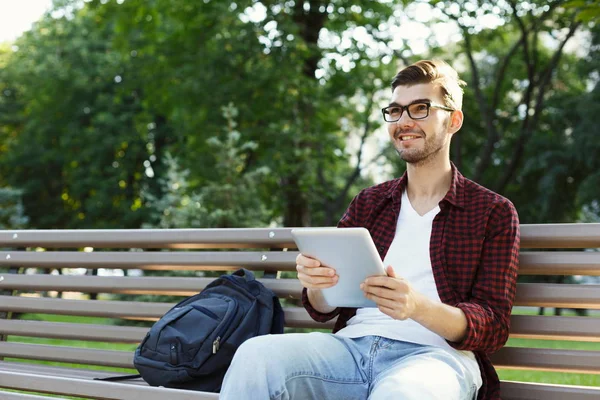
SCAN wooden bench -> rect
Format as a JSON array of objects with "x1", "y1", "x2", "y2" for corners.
[{"x1": 0, "y1": 224, "x2": 598, "y2": 399}]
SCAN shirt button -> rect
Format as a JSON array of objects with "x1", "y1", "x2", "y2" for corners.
[{"x1": 379, "y1": 246, "x2": 385, "y2": 252}]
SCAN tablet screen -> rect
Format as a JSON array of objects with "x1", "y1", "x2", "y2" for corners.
[{"x1": 291, "y1": 227, "x2": 386, "y2": 307}]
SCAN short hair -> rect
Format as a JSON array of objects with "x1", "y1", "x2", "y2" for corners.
[{"x1": 391, "y1": 60, "x2": 467, "y2": 110}]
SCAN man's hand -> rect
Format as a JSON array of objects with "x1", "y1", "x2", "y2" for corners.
[
  {"x1": 296, "y1": 253, "x2": 338, "y2": 289},
  {"x1": 360, "y1": 265, "x2": 423, "y2": 320}
]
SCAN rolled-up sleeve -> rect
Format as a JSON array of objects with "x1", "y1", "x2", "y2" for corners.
[
  {"x1": 449, "y1": 199, "x2": 520, "y2": 353},
  {"x1": 301, "y1": 287, "x2": 341, "y2": 322}
]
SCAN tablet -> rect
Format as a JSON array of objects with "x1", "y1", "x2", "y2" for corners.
[{"x1": 291, "y1": 227, "x2": 386, "y2": 308}]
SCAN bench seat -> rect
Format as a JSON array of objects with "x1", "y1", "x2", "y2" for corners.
[{"x1": 0, "y1": 225, "x2": 599, "y2": 399}]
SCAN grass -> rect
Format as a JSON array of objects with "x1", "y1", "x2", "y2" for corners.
[
  {"x1": 2, "y1": 314, "x2": 138, "y2": 398},
  {"x1": 4, "y1": 313, "x2": 138, "y2": 373},
  {"x1": 497, "y1": 337, "x2": 600, "y2": 386},
  {"x1": 495, "y1": 307, "x2": 600, "y2": 387}
]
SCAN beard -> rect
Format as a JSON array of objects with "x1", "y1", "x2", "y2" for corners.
[
  {"x1": 396, "y1": 141, "x2": 446, "y2": 166},
  {"x1": 393, "y1": 118, "x2": 451, "y2": 166}
]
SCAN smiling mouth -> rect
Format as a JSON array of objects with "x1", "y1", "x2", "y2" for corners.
[{"x1": 398, "y1": 135, "x2": 422, "y2": 141}]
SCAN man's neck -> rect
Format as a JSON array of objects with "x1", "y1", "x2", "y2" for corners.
[{"x1": 405, "y1": 157, "x2": 452, "y2": 213}]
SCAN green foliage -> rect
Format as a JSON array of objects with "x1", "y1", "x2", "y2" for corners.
[
  {"x1": 0, "y1": 0, "x2": 597, "y2": 228},
  {"x1": 143, "y1": 104, "x2": 273, "y2": 229},
  {"x1": 411, "y1": 0, "x2": 599, "y2": 223},
  {"x1": 564, "y1": 0, "x2": 600, "y2": 22},
  {"x1": 0, "y1": 187, "x2": 29, "y2": 229},
  {"x1": 1, "y1": 0, "x2": 398, "y2": 229},
  {"x1": 0, "y1": 5, "x2": 151, "y2": 228}
]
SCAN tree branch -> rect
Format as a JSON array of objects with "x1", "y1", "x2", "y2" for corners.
[
  {"x1": 508, "y1": 0, "x2": 536, "y2": 85},
  {"x1": 495, "y1": 20, "x2": 581, "y2": 193},
  {"x1": 491, "y1": 39, "x2": 522, "y2": 111},
  {"x1": 339, "y1": 95, "x2": 374, "y2": 197},
  {"x1": 460, "y1": 25, "x2": 500, "y2": 182},
  {"x1": 438, "y1": 7, "x2": 501, "y2": 181},
  {"x1": 325, "y1": 94, "x2": 376, "y2": 224}
]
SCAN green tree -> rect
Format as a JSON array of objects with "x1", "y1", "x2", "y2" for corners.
[
  {"x1": 0, "y1": 6, "x2": 151, "y2": 228},
  {"x1": 0, "y1": 187, "x2": 28, "y2": 229},
  {"x1": 87, "y1": 0, "x2": 397, "y2": 227},
  {"x1": 397, "y1": 0, "x2": 597, "y2": 223},
  {"x1": 1, "y1": 0, "x2": 597, "y2": 230},
  {"x1": 144, "y1": 104, "x2": 272, "y2": 229}
]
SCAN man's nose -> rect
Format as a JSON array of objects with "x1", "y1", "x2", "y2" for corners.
[{"x1": 396, "y1": 110, "x2": 414, "y2": 126}]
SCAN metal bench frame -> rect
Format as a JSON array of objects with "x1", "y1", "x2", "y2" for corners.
[{"x1": 0, "y1": 224, "x2": 599, "y2": 399}]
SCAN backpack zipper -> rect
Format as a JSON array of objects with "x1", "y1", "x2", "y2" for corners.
[
  {"x1": 211, "y1": 296, "x2": 239, "y2": 354},
  {"x1": 212, "y1": 336, "x2": 221, "y2": 354}
]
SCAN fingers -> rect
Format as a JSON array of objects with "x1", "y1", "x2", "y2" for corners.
[
  {"x1": 363, "y1": 275, "x2": 406, "y2": 290},
  {"x1": 361, "y1": 284, "x2": 397, "y2": 301},
  {"x1": 296, "y1": 253, "x2": 321, "y2": 268},
  {"x1": 296, "y1": 253, "x2": 338, "y2": 289},
  {"x1": 386, "y1": 265, "x2": 396, "y2": 278},
  {"x1": 298, "y1": 273, "x2": 338, "y2": 289}
]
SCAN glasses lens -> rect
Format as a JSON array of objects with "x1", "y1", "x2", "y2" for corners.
[
  {"x1": 384, "y1": 106, "x2": 403, "y2": 122},
  {"x1": 408, "y1": 103, "x2": 429, "y2": 119}
]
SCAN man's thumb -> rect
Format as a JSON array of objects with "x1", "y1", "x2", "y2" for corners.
[{"x1": 386, "y1": 265, "x2": 396, "y2": 278}]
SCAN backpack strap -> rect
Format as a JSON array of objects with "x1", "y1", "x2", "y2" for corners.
[
  {"x1": 94, "y1": 373, "x2": 142, "y2": 382},
  {"x1": 232, "y1": 268, "x2": 255, "y2": 281},
  {"x1": 271, "y1": 296, "x2": 285, "y2": 334}
]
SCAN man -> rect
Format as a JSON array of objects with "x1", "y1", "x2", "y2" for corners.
[{"x1": 220, "y1": 60, "x2": 520, "y2": 400}]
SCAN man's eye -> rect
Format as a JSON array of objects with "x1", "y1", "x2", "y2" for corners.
[
  {"x1": 412, "y1": 103, "x2": 428, "y2": 111},
  {"x1": 388, "y1": 107, "x2": 401, "y2": 114}
]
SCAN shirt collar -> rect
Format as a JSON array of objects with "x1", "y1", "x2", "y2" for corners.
[{"x1": 386, "y1": 162, "x2": 466, "y2": 210}]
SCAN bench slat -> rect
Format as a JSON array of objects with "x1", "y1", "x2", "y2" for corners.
[
  {"x1": 3, "y1": 274, "x2": 600, "y2": 310},
  {"x1": 514, "y1": 284, "x2": 600, "y2": 309},
  {"x1": 2, "y1": 250, "x2": 599, "y2": 276},
  {"x1": 0, "y1": 319, "x2": 146, "y2": 343},
  {"x1": 0, "y1": 342, "x2": 133, "y2": 368},
  {"x1": 492, "y1": 347, "x2": 600, "y2": 374},
  {"x1": 520, "y1": 223, "x2": 600, "y2": 248},
  {"x1": 519, "y1": 251, "x2": 600, "y2": 276},
  {"x1": 2, "y1": 339, "x2": 599, "y2": 377},
  {"x1": 0, "y1": 360, "x2": 144, "y2": 384},
  {"x1": 0, "y1": 251, "x2": 297, "y2": 271},
  {"x1": 0, "y1": 229, "x2": 296, "y2": 249},
  {"x1": 1, "y1": 362, "x2": 597, "y2": 400},
  {"x1": 510, "y1": 315, "x2": 600, "y2": 342},
  {"x1": 500, "y1": 381, "x2": 600, "y2": 400},
  {"x1": 0, "y1": 295, "x2": 170, "y2": 318},
  {"x1": 3, "y1": 314, "x2": 598, "y2": 343},
  {"x1": 0, "y1": 296, "x2": 329, "y2": 328},
  {"x1": 0, "y1": 370, "x2": 218, "y2": 400},
  {"x1": 2, "y1": 224, "x2": 600, "y2": 249},
  {"x1": 0, "y1": 274, "x2": 303, "y2": 298},
  {"x1": 0, "y1": 392, "x2": 68, "y2": 400},
  {"x1": 2, "y1": 224, "x2": 599, "y2": 249},
  {"x1": 1, "y1": 284, "x2": 598, "y2": 324}
]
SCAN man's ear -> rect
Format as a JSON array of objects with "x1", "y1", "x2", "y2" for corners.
[{"x1": 447, "y1": 109, "x2": 464, "y2": 134}]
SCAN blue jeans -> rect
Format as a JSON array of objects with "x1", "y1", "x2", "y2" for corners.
[{"x1": 220, "y1": 332, "x2": 479, "y2": 400}]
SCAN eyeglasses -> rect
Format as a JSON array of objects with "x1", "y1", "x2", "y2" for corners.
[{"x1": 381, "y1": 101, "x2": 455, "y2": 122}]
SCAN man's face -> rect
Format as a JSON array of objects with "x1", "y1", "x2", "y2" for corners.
[{"x1": 386, "y1": 83, "x2": 457, "y2": 166}]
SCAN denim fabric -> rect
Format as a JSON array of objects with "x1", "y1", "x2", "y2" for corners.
[{"x1": 219, "y1": 332, "x2": 479, "y2": 400}]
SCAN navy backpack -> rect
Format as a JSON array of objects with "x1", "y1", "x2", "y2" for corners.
[{"x1": 129, "y1": 268, "x2": 284, "y2": 392}]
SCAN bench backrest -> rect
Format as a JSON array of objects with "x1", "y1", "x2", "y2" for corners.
[{"x1": 0, "y1": 224, "x2": 599, "y2": 377}]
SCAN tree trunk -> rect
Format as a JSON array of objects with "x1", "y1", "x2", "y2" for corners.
[{"x1": 282, "y1": 1, "x2": 328, "y2": 227}]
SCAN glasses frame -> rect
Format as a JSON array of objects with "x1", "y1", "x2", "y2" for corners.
[{"x1": 381, "y1": 101, "x2": 455, "y2": 122}]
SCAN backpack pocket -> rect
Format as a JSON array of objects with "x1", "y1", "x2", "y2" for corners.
[{"x1": 140, "y1": 296, "x2": 238, "y2": 368}]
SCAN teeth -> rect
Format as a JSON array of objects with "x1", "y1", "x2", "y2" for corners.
[{"x1": 400, "y1": 135, "x2": 419, "y2": 141}]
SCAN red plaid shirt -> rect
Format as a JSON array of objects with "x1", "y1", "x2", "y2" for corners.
[{"x1": 302, "y1": 163, "x2": 520, "y2": 400}]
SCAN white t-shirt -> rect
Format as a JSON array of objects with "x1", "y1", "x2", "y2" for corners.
[{"x1": 336, "y1": 190, "x2": 481, "y2": 388}]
